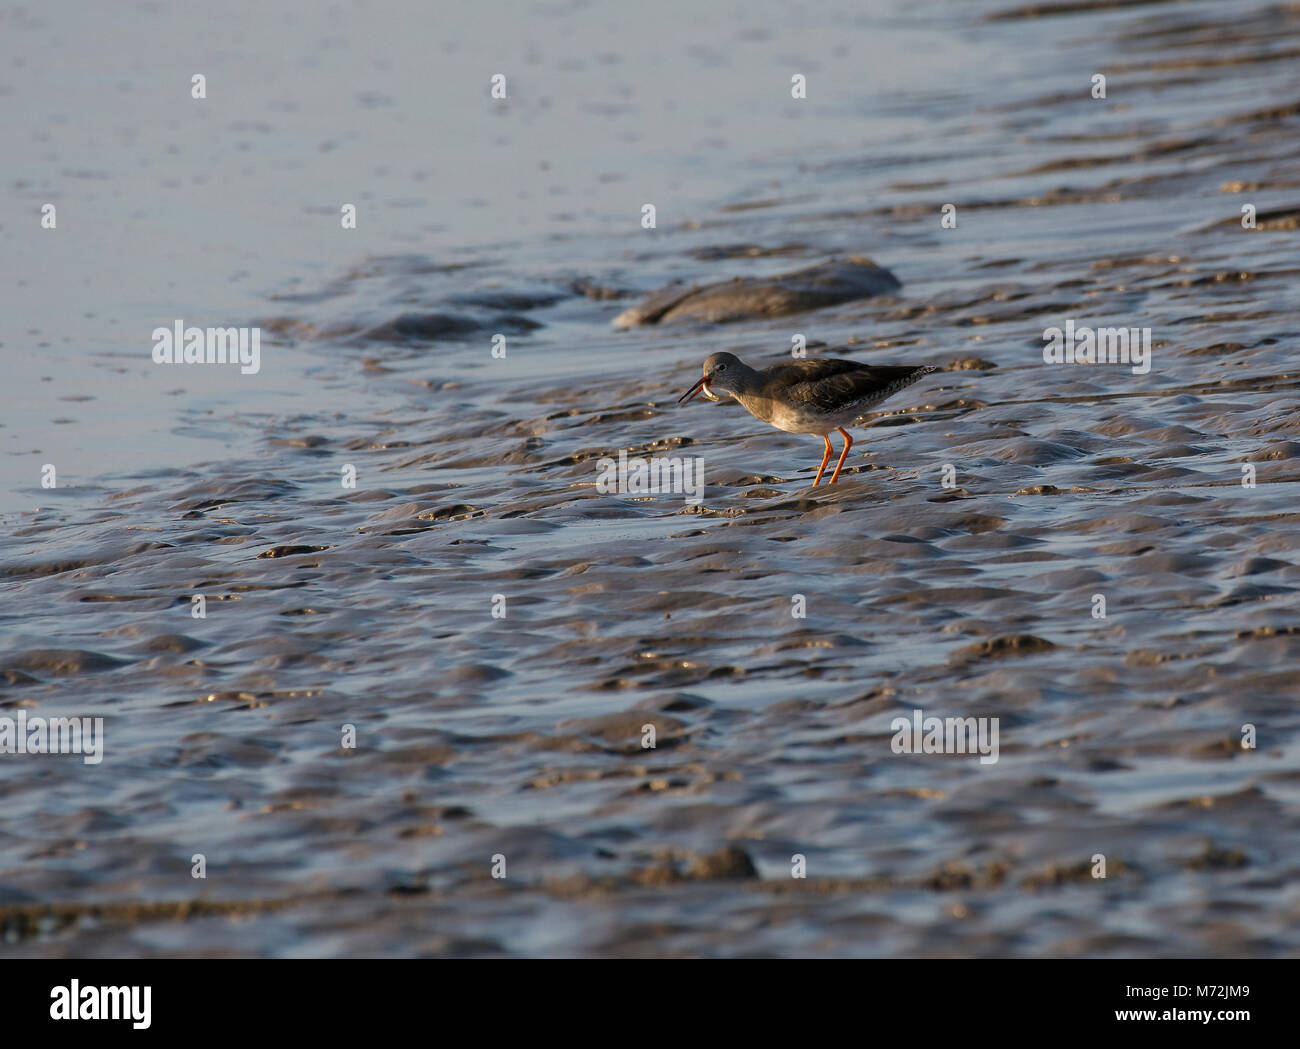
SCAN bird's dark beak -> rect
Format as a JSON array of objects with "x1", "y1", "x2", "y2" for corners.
[{"x1": 678, "y1": 374, "x2": 710, "y2": 405}]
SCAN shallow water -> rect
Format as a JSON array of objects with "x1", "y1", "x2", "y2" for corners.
[{"x1": 2, "y1": 0, "x2": 1299, "y2": 956}]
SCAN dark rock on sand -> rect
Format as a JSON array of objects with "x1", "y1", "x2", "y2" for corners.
[
  {"x1": 612, "y1": 256, "x2": 902, "y2": 327},
  {"x1": 362, "y1": 311, "x2": 541, "y2": 342},
  {"x1": 0, "y1": 649, "x2": 126, "y2": 676},
  {"x1": 257, "y1": 544, "x2": 331, "y2": 559},
  {"x1": 949, "y1": 634, "x2": 1056, "y2": 664},
  {"x1": 687, "y1": 844, "x2": 759, "y2": 880},
  {"x1": 629, "y1": 844, "x2": 760, "y2": 886}
]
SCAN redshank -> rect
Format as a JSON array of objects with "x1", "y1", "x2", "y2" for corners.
[{"x1": 677, "y1": 352, "x2": 937, "y2": 485}]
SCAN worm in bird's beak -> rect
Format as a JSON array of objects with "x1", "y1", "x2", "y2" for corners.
[{"x1": 678, "y1": 374, "x2": 719, "y2": 405}]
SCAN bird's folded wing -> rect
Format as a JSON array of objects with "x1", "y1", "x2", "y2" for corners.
[{"x1": 775, "y1": 362, "x2": 936, "y2": 413}]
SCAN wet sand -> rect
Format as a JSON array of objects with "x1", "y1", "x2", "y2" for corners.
[{"x1": 2, "y1": 0, "x2": 1299, "y2": 957}]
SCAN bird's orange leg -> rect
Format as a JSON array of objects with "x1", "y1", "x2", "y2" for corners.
[
  {"x1": 812, "y1": 433, "x2": 834, "y2": 485},
  {"x1": 829, "y1": 428, "x2": 854, "y2": 484}
]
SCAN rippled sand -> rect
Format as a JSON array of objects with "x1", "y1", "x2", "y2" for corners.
[{"x1": 3, "y1": 0, "x2": 1300, "y2": 956}]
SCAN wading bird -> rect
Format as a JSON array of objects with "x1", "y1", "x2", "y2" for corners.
[{"x1": 677, "y1": 352, "x2": 936, "y2": 485}]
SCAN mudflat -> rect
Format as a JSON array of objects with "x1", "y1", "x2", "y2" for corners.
[{"x1": 2, "y1": 0, "x2": 1299, "y2": 958}]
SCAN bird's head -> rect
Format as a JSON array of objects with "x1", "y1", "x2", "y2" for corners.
[{"x1": 677, "y1": 351, "x2": 742, "y2": 405}]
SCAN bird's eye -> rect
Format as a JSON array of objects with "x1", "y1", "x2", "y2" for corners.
[{"x1": 716, "y1": 363, "x2": 726, "y2": 372}]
